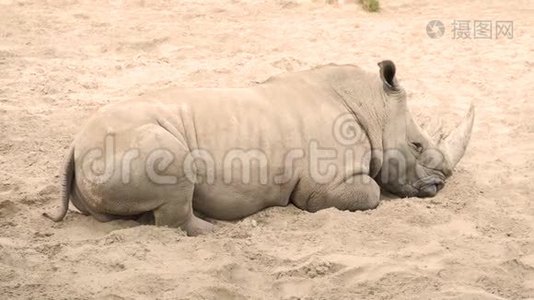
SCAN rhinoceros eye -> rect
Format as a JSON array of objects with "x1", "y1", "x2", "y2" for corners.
[{"x1": 410, "y1": 142, "x2": 424, "y2": 154}]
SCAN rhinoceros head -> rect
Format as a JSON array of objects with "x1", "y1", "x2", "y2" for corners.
[{"x1": 375, "y1": 60, "x2": 474, "y2": 198}]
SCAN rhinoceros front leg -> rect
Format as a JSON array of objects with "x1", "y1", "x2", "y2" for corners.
[{"x1": 296, "y1": 174, "x2": 380, "y2": 213}]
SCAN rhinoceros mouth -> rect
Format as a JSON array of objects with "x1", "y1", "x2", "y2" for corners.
[
  {"x1": 412, "y1": 176, "x2": 445, "y2": 198},
  {"x1": 417, "y1": 183, "x2": 440, "y2": 197}
]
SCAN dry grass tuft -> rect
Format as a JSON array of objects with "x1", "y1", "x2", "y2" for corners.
[{"x1": 360, "y1": 0, "x2": 379, "y2": 12}]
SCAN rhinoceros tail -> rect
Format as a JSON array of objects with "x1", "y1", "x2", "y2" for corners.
[{"x1": 43, "y1": 144, "x2": 75, "y2": 222}]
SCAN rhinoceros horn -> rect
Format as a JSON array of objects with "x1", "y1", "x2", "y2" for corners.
[{"x1": 438, "y1": 104, "x2": 475, "y2": 168}]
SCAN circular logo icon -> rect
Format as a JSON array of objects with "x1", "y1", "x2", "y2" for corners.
[{"x1": 426, "y1": 20, "x2": 445, "y2": 39}]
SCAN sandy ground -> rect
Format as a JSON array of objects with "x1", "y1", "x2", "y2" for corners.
[{"x1": 0, "y1": 0, "x2": 533, "y2": 299}]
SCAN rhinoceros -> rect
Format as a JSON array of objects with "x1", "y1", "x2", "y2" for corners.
[{"x1": 44, "y1": 60, "x2": 474, "y2": 235}]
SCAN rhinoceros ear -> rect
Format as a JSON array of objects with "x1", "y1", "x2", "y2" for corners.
[{"x1": 378, "y1": 60, "x2": 399, "y2": 92}]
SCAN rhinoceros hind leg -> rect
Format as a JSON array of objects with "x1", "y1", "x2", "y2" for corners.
[
  {"x1": 90, "y1": 211, "x2": 124, "y2": 222},
  {"x1": 152, "y1": 184, "x2": 213, "y2": 236},
  {"x1": 183, "y1": 215, "x2": 214, "y2": 236},
  {"x1": 154, "y1": 205, "x2": 213, "y2": 236}
]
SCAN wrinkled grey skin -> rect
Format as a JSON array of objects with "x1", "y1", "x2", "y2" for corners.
[{"x1": 44, "y1": 60, "x2": 474, "y2": 236}]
